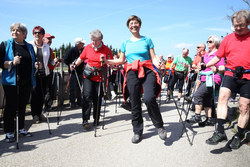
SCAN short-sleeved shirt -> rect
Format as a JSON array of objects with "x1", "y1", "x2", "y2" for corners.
[
  {"x1": 216, "y1": 31, "x2": 250, "y2": 80},
  {"x1": 201, "y1": 51, "x2": 225, "y2": 85},
  {"x1": 121, "y1": 36, "x2": 153, "y2": 64},
  {"x1": 193, "y1": 51, "x2": 207, "y2": 66},
  {"x1": 173, "y1": 55, "x2": 192, "y2": 72}
]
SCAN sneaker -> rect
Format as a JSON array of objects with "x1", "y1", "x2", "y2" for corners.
[
  {"x1": 158, "y1": 127, "x2": 167, "y2": 140},
  {"x1": 33, "y1": 115, "x2": 40, "y2": 124},
  {"x1": 184, "y1": 95, "x2": 191, "y2": 103},
  {"x1": 5, "y1": 132, "x2": 15, "y2": 143},
  {"x1": 121, "y1": 101, "x2": 131, "y2": 111},
  {"x1": 165, "y1": 96, "x2": 170, "y2": 103},
  {"x1": 177, "y1": 101, "x2": 182, "y2": 107},
  {"x1": 19, "y1": 129, "x2": 32, "y2": 137},
  {"x1": 187, "y1": 115, "x2": 202, "y2": 124},
  {"x1": 198, "y1": 118, "x2": 214, "y2": 127},
  {"x1": 111, "y1": 91, "x2": 117, "y2": 100},
  {"x1": 82, "y1": 120, "x2": 90, "y2": 131},
  {"x1": 206, "y1": 131, "x2": 228, "y2": 145},
  {"x1": 229, "y1": 135, "x2": 242, "y2": 149},
  {"x1": 204, "y1": 118, "x2": 214, "y2": 126},
  {"x1": 39, "y1": 113, "x2": 47, "y2": 122},
  {"x1": 131, "y1": 134, "x2": 142, "y2": 144}
]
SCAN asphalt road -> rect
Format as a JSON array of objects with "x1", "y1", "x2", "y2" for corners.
[{"x1": 0, "y1": 90, "x2": 249, "y2": 167}]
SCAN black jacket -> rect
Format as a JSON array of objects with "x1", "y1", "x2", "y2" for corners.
[{"x1": 63, "y1": 46, "x2": 84, "y2": 74}]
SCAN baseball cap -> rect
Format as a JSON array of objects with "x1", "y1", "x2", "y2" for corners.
[
  {"x1": 74, "y1": 37, "x2": 86, "y2": 45},
  {"x1": 44, "y1": 33, "x2": 55, "y2": 39},
  {"x1": 167, "y1": 54, "x2": 173, "y2": 58}
]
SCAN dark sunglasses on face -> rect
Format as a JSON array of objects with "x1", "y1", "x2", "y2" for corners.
[
  {"x1": 197, "y1": 46, "x2": 203, "y2": 49},
  {"x1": 206, "y1": 40, "x2": 213, "y2": 44},
  {"x1": 34, "y1": 31, "x2": 42, "y2": 35}
]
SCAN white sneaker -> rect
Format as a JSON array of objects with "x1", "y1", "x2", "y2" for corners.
[{"x1": 111, "y1": 91, "x2": 117, "y2": 100}]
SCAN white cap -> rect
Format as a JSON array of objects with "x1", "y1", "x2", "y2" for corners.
[{"x1": 74, "y1": 37, "x2": 86, "y2": 45}]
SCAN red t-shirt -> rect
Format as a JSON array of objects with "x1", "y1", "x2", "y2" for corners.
[
  {"x1": 80, "y1": 43, "x2": 113, "y2": 81},
  {"x1": 216, "y1": 31, "x2": 250, "y2": 80},
  {"x1": 193, "y1": 51, "x2": 206, "y2": 67}
]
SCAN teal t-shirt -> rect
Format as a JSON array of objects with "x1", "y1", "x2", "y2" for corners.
[
  {"x1": 121, "y1": 36, "x2": 153, "y2": 64},
  {"x1": 173, "y1": 55, "x2": 192, "y2": 72}
]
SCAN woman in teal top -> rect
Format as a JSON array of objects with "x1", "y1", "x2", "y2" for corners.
[{"x1": 104, "y1": 15, "x2": 167, "y2": 144}]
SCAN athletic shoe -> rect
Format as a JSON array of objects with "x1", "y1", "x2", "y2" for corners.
[
  {"x1": 186, "y1": 115, "x2": 202, "y2": 124},
  {"x1": 19, "y1": 129, "x2": 32, "y2": 137},
  {"x1": 158, "y1": 127, "x2": 167, "y2": 140},
  {"x1": 206, "y1": 131, "x2": 228, "y2": 145},
  {"x1": 111, "y1": 91, "x2": 117, "y2": 100},
  {"x1": 33, "y1": 115, "x2": 40, "y2": 124},
  {"x1": 229, "y1": 135, "x2": 242, "y2": 149},
  {"x1": 131, "y1": 134, "x2": 142, "y2": 144},
  {"x1": 177, "y1": 101, "x2": 182, "y2": 107},
  {"x1": 121, "y1": 101, "x2": 131, "y2": 111},
  {"x1": 165, "y1": 96, "x2": 170, "y2": 103},
  {"x1": 198, "y1": 118, "x2": 214, "y2": 127},
  {"x1": 39, "y1": 113, "x2": 47, "y2": 122},
  {"x1": 82, "y1": 120, "x2": 90, "y2": 131},
  {"x1": 5, "y1": 132, "x2": 15, "y2": 143}
]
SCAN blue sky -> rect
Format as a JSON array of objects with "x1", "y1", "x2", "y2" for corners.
[{"x1": 0, "y1": 0, "x2": 249, "y2": 59}]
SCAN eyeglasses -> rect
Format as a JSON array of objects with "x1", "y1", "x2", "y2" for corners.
[
  {"x1": 233, "y1": 23, "x2": 247, "y2": 29},
  {"x1": 34, "y1": 31, "x2": 42, "y2": 35},
  {"x1": 206, "y1": 41, "x2": 213, "y2": 44},
  {"x1": 197, "y1": 46, "x2": 203, "y2": 49}
]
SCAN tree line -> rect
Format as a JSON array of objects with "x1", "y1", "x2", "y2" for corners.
[{"x1": 52, "y1": 43, "x2": 120, "y2": 58}]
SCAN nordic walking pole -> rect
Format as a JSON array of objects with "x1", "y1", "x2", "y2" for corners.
[
  {"x1": 15, "y1": 62, "x2": 20, "y2": 149},
  {"x1": 102, "y1": 65, "x2": 110, "y2": 130},
  {"x1": 65, "y1": 73, "x2": 72, "y2": 93},
  {"x1": 212, "y1": 73, "x2": 217, "y2": 130},
  {"x1": 118, "y1": 67, "x2": 122, "y2": 106},
  {"x1": 115, "y1": 67, "x2": 119, "y2": 113},
  {"x1": 0, "y1": 94, "x2": 5, "y2": 129},
  {"x1": 94, "y1": 62, "x2": 103, "y2": 137},
  {"x1": 171, "y1": 91, "x2": 193, "y2": 146}
]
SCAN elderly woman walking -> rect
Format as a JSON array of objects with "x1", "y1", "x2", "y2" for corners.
[
  {"x1": 0, "y1": 23, "x2": 36, "y2": 142},
  {"x1": 72, "y1": 29, "x2": 113, "y2": 130}
]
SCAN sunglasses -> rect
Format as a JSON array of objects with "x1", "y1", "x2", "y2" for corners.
[
  {"x1": 207, "y1": 40, "x2": 213, "y2": 44},
  {"x1": 34, "y1": 31, "x2": 42, "y2": 35},
  {"x1": 197, "y1": 46, "x2": 203, "y2": 49}
]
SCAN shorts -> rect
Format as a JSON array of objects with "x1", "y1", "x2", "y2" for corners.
[{"x1": 221, "y1": 75, "x2": 250, "y2": 99}]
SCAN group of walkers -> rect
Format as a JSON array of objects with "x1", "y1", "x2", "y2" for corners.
[{"x1": 0, "y1": 9, "x2": 249, "y2": 150}]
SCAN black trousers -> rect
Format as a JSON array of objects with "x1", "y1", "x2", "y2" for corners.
[
  {"x1": 169, "y1": 71, "x2": 186, "y2": 93},
  {"x1": 81, "y1": 77, "x2": 103, "y2": 122},
  {"x1": 31, "y1": 76, "x2": 48, "y2": 117},
  {"x1": 3, "y1": 83, "x2": 31, "y2": 133},
  {"x1": 126, "y1": 68, "x2": 164, "y2": 135}
]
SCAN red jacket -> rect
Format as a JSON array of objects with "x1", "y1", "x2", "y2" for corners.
[{"x1": 123, "y1": 59, "x2": 161, "y2": 102}]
